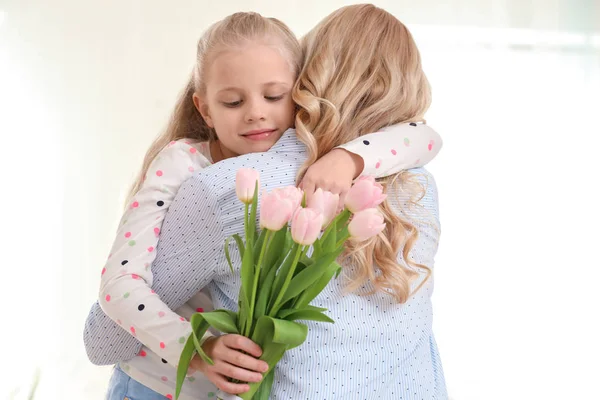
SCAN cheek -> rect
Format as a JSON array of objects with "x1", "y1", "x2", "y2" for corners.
[{"x1": 214, "y1": 109, "x2": 240, "y2": 127}]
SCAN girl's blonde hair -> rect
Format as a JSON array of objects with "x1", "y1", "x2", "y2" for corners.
[
  {"x1": 293, "y1": 4, "x2": 433, "y2": 303},
  {"x1": 127, "y1": 12, "x2": 301, "y2": 203}
]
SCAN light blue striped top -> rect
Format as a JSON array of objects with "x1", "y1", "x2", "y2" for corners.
[{"x1": 84, "y1": 129, "x2": 447, "y2": 399}]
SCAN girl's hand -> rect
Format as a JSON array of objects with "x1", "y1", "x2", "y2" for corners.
[
  {"x1": 189, "y1": 335, "x2": 269, "y2": 395},
  {"x1": 299, "y1": 148, "x2": 364, "y2": 206}
]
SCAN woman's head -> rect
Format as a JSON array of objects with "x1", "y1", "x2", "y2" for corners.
[
  {"x1": 295, "y1": 4, "x2": 431, "y2": 158},
  {"x1": 294, "y1": 4, "x2": 433, "y2": 303},
  {"x1": 129, "y1": 12, "x2": 301, "y2": 199}
]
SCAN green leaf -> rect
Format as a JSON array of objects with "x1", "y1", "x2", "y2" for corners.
[
  {"x1": 269, "y1": 243, "x2": 300, "y2": 311},
  {"x1": 284, "y1": 230, "x2": 293, "y2": 251},
  {"x1": 321, "y1": 219, "x2": 336, "y2": 253},
  {"x1": 200, "y1": 310, "x2": 238, "y2": 334},
  {"x1": 334, "y1": 262, "x2": 343, "y2": 278},
  {"x1": 336, "y1": 226, "x2": 349, "y2": 246},
  {"x1": 295, "y1": 261, "x2": 342, "y2": 309},
  {"x1": 294, "y1": 261, "x2": 309, "y2": 276},
  {"x1": 253, "y1": 316, "x2": 308, "y2": 348},
  {"x1": 255, "y1": 264, "x2": 278, "y2": 320},
  {"x1": 232, "y1": 234, "x2": 245, "y2": 259},
  {"x1": 280, "y1": 249, "x2": 343, "y2": 306},
  {"x1": 312, "y1": 238, "x2": 322, "y2": 259},
  {"x1": 300, "y1": 254, "x2": 314, "y2": 266},
  {"x1": 224, "y1": 236, "x2": 234, "y2": 274},
  {"x1": 262, "y1": 225, "x2": 289, "y2": 276},
  {"x1": 238, "y1": 287, "x2": 249, "y2": 334},
  {"x1": 278, "y1": 305, "x2": 327, "y2": 318},
  {"x1": 253, "y1": 369, "x2": 275, "y2": 400},
  {"x1": 240, "y1": 244, "x2": 254, "y2": 312},
  {"x1": 262, "y1": 228, "x2": 294, "y2": 286},
  {"x1": 175, "y1": 332, "x2": 197, "y2": 400},
  {"x1": 189, "y1": 313, "x2": 212, "y2": 363},
  {"x1": 336, "y1": 209, "x2": 352, "y2": 230},
  {"x1": 278, "y1": 309, "x2": 334, "y2": 323},
  {"x1": 253, "y1": 229, "x2": 267, "y2": 265}
]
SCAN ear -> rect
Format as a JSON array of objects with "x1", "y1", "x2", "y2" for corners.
[{"x1": 193, "y1": 93, "x2": 214, "y2": 128}]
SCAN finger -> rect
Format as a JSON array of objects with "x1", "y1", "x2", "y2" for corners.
[
  {"x1": 189, "y1": 354, "x2": 207, "y2": 375},
  {"x1": 222, "y1": 335, "x2": 263, "y2": 358},
  {"x1": 222, "y1": 348, "x2": 269, "y2": 373},
  {"x1": 302, "y1": 181, "x2": 316, "y2": 205},
  {"x1": 325, "y1": 183, "x2": 342, "y2": 195},
  {"x1": 210, "y1": 372, "x2": 251, "y2": 395},
  {"x1": 216, "y1": 361, "x2": 264, "y2": 383}
]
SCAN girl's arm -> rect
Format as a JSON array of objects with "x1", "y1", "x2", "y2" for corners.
[
  {"x1": 300, "y1": 122, "x2": 442, "y2": 198},
  {"x1": 96, "y1": 140, "x2": 212, "y2": 367}
]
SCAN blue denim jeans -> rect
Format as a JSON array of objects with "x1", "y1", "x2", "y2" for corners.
[{"x1": 106, "y1": 364, "x2": 169, "y2": 400}]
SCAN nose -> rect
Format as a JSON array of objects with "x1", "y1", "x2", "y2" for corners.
[{"x1": 244, "y1": 98, "x2": 267, "y2": 123}]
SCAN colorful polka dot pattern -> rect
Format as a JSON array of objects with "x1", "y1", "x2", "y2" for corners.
[
  {"x1": 337, "y1": 122, "x2": 442, "y2": 177},
  {"x1": 97, "y1": 139, "x2": 217, "y2": 396}
]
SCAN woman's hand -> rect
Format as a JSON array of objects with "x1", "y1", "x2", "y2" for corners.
[
  {"x1": 189, "y1": 334, "x2": 269, "y2": 395},
  {"x1": 299, "y1": 148, "x2": 364, "y2": 206}
]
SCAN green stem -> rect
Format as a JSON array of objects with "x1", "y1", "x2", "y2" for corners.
[
  {"x1": 335, "y1": 234, "x2": 350, "y2": 249},
  {"x1": 335, "y1": 224, "x2": 351, "y2": 248},
  {"x1": 268, "y1": 244, "x2": 304, "y2": 317},
  {"x1": 246, "y1": 230, "x2": 272, "y2": 337},
  {"x1": 244, "y1": 204, "x2": 249, "y2": 244},
  {"x1": 320, "y1": 209, "x2": 348, "y2": 244}
]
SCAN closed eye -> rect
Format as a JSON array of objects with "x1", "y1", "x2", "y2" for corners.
[
  {"x1": 223, "y1": 100, "x2": 242, "y2": 108},
  {"x1": 265, "y1": 95, "x2": 284, "y2": 101}
]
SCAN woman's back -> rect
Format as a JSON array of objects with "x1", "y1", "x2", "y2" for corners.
[
  {"x1": 203, "y1": 166, "x2": 445, "y2": 399},
  {"x1": 264, "y1": 168, "x2": 446, "y2": 399}
]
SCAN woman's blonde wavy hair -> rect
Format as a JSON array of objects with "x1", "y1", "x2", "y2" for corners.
[
  {"x1": 126, "y1": 12, "x2": 301, "y2": 204},
  {"x1": 293, "y1": 4, "x2": 433, "y2": 303}
]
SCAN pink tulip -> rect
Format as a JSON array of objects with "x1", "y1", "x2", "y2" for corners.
[
  {"x1": 348, "y1": 208, "x2": 386, "y2": 241},
  {"x1": 291, "y1": 208, "x2": 323, "y2": 245},
  {"x1": 260, "y1": 190, "x2": 297, "y2": 231},
  {"x1": 307, "y1": 188, "x2": 340, "y2": 228},
  {"x1": 272, "y1": 186, "x2": 303, "y2": 212},
  {"x1": 344, "y1": 176, "x2": 387, "y2": 213},
  {"x1": 235, "y1": 168, "x2": 260, "y2": 204}
]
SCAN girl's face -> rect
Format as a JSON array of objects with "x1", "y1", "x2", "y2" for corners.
[{"x1": 194, "y1": 42, "x2": 296, "y2": 160}]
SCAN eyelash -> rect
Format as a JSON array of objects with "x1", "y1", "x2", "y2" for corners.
[{"x1": 223, "y1": 95, "x2": 285, "y2": 108}]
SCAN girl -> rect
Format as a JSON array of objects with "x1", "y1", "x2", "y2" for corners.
[{"x1": 93, "y1": 10, "x2": 442, "y2": 400}]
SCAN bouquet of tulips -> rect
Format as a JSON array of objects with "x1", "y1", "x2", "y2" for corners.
[{"x1": 175, "y1": 168, "x2": 387, "y2": 400}]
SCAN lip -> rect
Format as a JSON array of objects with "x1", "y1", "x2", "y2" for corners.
[
  {"x1": 241, "y1": 128, "x2": 278, "y2": 141},
  {"x1": 242, "y1": 129, "x2": 277, "y2": 136}
]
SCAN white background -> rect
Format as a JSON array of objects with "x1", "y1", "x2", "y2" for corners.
[{"x1": 0, "y1": 0, "x2": 598, "y2": 399}]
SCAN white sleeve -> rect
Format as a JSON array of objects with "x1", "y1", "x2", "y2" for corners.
[
  {"x1": 336, "y1": 122, "x2": 443, "y2": 178},
  {"x1": 98, "y1": 140, "x2": 212, "y2": 367}
]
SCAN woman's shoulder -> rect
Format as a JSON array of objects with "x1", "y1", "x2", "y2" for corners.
[{"x1": 388, "y1": 167, "x2": 439, "y2": 223}]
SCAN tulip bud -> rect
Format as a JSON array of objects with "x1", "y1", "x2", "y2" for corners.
[
  {"x1": 307, "y1": 188, "x2": 340, "y2": 228},
  {"x1": 291, "y1": 208, "x2": 323, "y2": 245},
  {"x1": 235, "y1": 168, "x2": 260, "y2": 204},
  {"x1": 260, "y1": 191, "x2": 296, "y2": 231},
  {"x1": 344, "y1": 176, "x2": 387, "y2": 213},
  {"x1": 348, "y1": 208, "x2": 386, "y2": 241}
]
